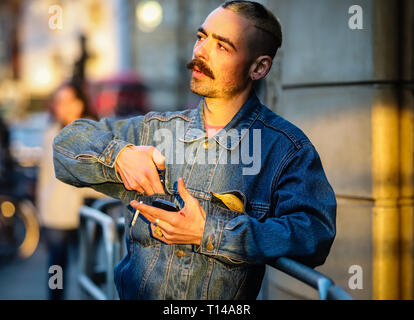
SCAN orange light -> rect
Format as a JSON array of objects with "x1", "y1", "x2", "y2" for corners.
[{"x1": 1, "y1": 201, "x2": 16, "y2": 218}]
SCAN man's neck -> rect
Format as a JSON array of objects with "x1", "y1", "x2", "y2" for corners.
[{"x1": 203, "y1": 89, "x2": 253, "y2": 126}]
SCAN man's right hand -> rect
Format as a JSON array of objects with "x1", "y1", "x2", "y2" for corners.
[{"x1": 115, "y1": 145, "x2": 166, "y2": 195}]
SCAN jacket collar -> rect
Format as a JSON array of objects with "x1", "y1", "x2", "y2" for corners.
[{"x1": 179, "y1": 92, "x2": 262, "y2": 150}]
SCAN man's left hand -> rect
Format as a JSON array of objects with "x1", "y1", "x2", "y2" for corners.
[{"x1": 129, "y1": 178, "x2": 206, "y2": 245}]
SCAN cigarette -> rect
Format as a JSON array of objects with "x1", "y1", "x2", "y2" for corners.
[{"x1": 131, "y1": 201, "x2": 143, "y2": 227}]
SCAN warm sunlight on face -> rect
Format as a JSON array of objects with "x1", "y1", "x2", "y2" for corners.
[{"x1": 189, "y1": 7, "x2": 257, "y2": 99}]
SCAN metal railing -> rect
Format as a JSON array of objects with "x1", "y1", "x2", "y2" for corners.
[
  {"x1": 270, "y1": 258, "x2": 352, "y2": 300},
  {"x1": 78, "y1": 200, "x2": 352, "y2": 300},
  {"x1": 78, "y1": 199, "x2": 125, "y2": 300}
]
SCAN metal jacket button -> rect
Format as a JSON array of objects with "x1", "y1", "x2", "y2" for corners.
[
  {"x1": 105, "y1": 149, "x2": 114, "y2": 164},
  {"x1": 176, "y1": 250, "x2": 190, "y2": 258},
  {"x1": 203, "y1": 140, "x2": 209, "y2": 149},
  {"x1": 206, "y1": 235, "x2": 214, "y2": 251}
]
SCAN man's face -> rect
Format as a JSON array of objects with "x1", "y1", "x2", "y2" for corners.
[{"x1": 187, "y1": 8, "x2": 256, "y2": 99}]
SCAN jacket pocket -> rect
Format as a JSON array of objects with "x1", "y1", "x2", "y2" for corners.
[
  {"x1": 209, "y1": 190, "x2": 247, "y2": 213},
  {"x1": 201, "y1": 191, "x2": 249, "y2": 268},
  {"x1": 210, "y1": 254, "x2": 249, "y2": 270},
  {"x1": 127, "y1": 193, "x2": 179, "y2": 248},
  {"x1": 74, "y1": 153, "x2": 99, "y2": 163}
]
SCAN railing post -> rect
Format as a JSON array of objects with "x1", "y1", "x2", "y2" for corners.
[{"x1": 78, "y1": 205, "x2": 119, "y2": 300}]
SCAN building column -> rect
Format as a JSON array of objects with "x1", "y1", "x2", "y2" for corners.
[
  {"x1": 372, "y1": 0, "x2": 414, "y2": 300},
  {"x1": 399, "y1": 0, "x2": 414, "y2": 300},
  {"x1": 400, "y1": 89, "x2": 414, "y2": 300},
  {"x1": 372, "y1": 94, "x2": 400, "y2": 299}
]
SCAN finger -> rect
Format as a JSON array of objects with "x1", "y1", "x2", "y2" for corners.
[
  {"x1": 124, "y1": 174, "x2": 145, "y2": 193},
  {"x1": 119, "y1": 168, "x2": 146, "y2": 193},
  {"x1": 130, "y1": 201, "x2": 177, "y2": 224},
  {"x1": 119, "y1": 169, "x2": 133, "y2": 190},
  {"x1": 153, "y1": 219, "x2": 173, "y2": 236},
  {"x1": 146, "y1": 166, "x2": 165, "y2": 194},
  {"x1": 150, "y1": 223, "x2": 193, "y2": 245},
  {"x1": 125, "y1": 174, "x2": 145, "y2": 193},
  {"x1": 136, "y1": 176, "x2": 155, "y2": 195},
  {"x1": 177, "y1": 177, "x2": 194, "y2": 205},
  {"x1": 150, "y1": 224, "x2": 172, "y2": 244},
  {"x1": 152, "y1": 147, "x2": 166, "y2": 170},
  {"x1": 150, "y1": 223, "x2": 164, "y2": 241}
]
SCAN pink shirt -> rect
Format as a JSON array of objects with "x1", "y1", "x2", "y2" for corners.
[{"x1": 204, "y1": 119, "x2": 225, "y2": 138}]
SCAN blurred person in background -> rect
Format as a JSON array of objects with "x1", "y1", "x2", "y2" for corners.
[{"x1": 36, "y1": 79, "x2": 102, "y2": 300}]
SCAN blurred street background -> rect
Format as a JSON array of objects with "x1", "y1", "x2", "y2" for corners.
[
  {"x1": 0, "y1": 0, "x2": 413, "y2": 300},
  {"x1": 0, "y1": 233, "x2": 81, "y2": 299}
]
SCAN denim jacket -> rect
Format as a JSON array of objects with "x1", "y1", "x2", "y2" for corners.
[{"x1": 53, "y1": 93, "x2": 336, "y2": 300}]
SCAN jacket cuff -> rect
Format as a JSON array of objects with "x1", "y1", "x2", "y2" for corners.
[
  {"x1": 197, "y1": 203, "x2": 249, "y2": 264},
  {"x1": 100, "y1": 140, "x2": 134, "y2": 182},
  {"x1": 198, "y1": 206, "x2": 224, "y2": 256}
]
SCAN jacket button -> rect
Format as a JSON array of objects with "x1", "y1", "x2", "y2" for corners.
[
  {"x1": 176, "y1": 250, "x2": 190, "y2": 258},
  {"x1": 105, "y1": 149, "x2": 114, "y2": 164},
  {"x1": 203, "y1": 141, "x2": 209, "y2": 149},
  {"x1": 206, "y1": 235, "x2": 214, "y2": 251}
]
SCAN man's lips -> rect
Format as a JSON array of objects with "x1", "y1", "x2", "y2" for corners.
[{"x1": 192, "y1": 67, "x2": 207, "y2": 78}]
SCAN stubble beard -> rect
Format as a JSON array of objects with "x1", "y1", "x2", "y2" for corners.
[
  {"x1": 189, "y1": 77, "x2": 219, "y2": 98},
  {"x1": 189, "y1": 76, "x2": 250, "y2": 100}
]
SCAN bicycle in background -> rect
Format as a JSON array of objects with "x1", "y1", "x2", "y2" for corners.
[{"x1": 0, "y1": 116, "x2": 39, "y2": 263}]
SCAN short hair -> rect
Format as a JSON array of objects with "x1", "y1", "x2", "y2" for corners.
[{"x1": 221, "y1": 1, "x2": 282, "y2": 59}]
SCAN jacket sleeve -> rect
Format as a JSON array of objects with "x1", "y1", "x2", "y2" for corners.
[
  {"x1": 53, "y1": 116, "x2": 146, "y2": 199},
  {"x1": 198, "y1": 143, "x2": 337, "y2": 268}
]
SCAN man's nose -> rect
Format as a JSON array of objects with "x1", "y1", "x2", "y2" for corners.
[{"x1": 194, "y1": 39, "x2": 209, "y2": 61}]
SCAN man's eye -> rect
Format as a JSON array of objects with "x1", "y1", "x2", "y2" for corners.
[
  {"x1": 218, "y1": 43, "x2": 227, "y2": 51},
  {"x1": 197, "y1": 34, "x2": 205, "y2": 41}
]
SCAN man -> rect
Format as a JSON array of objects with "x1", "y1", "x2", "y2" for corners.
[{"x1": 53, "y1": 1, "x2": 336, "y2": 300}]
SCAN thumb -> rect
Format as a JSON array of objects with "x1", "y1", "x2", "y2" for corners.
[
  {"x1": 152, "y1": 147, "x2": 165, "y2": 170},
  {"x1": 177, "y1": 177, "x2": 193, "y2": 204}
]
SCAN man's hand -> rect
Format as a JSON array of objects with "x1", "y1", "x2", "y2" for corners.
[
  {"x1": 129, "y1": 178, "x2": 206, "y2": 245},
  {"x1": 115, "y1": 145, "x2": 165, "y2": 195}
]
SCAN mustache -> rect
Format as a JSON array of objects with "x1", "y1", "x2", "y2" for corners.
[{"x1": 186, "y1": 58, "x2": 215, "y2": 79}]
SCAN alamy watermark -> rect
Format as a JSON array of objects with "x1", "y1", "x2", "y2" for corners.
[
  {"x1": 348, "y1": 5, "x2": 363, "y2": 30},
  {"x1": 153, "y1": 123, "x2": 262, "y2": 176},
  {"x1": 348, "y1": 264, "x2": 363, "y2": 290},
  {"x1": 48, "y1": 5, "x2": 63, "y2": 30},
  {"x1": 48, "y1": 265, "x2": 63, "y2": 290}
]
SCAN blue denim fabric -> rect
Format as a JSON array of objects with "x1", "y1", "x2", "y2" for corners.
[{"x1": 53, "y1": 93, "x2": 336, "y2": 300}]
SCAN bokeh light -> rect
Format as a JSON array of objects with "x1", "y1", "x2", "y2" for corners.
[
  {"x1": 136, "y1": 1, "x2": 163, "y2": 32},
  {"x1": 1, "y1": 201, "x2": 16, "y2": 218}
]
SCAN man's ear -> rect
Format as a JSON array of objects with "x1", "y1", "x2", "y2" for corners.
[{"x1": 249, "y1": 56, "x2": 273, "y2": 81}]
